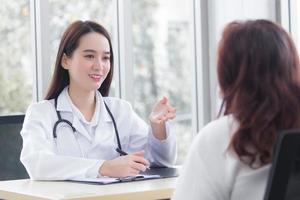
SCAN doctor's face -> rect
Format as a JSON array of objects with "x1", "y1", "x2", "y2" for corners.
[{"x1": 62, "y1": 32, "x2": 111, "y2": 92}]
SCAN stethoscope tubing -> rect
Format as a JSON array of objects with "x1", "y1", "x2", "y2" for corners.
[{"x1": 53, "y1": 97, "x2": 122, "y2": 153}]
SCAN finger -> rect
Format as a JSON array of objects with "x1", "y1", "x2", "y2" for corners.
[
  {"x1": 131, "y1": 162, "x2": 147, "y2": 172},
  {"x1": 165, "y1": 113, "x2": 176, "y2": 119},
  {"x1": 153, "y1": 107, "x2": 172, "y2": 118},
  {"x1": 168, "y1": 107, "x2": 176, "y2": 113},
  {"x1": 159, "y1": 96, "x2": 168, "y2": 104},
  {"x1": 132, "y1": 156, "x2": 150, "y2": 166},
  {"x1": 158, "y1": 113, "x2": 176, "y2": 123},
  {"x1": 167, "y1": 114, "x2": 176, "y2": 120}
]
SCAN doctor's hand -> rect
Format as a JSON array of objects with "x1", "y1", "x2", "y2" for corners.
[
  {"x1": 149, "y1": 96, "x2": 176, "y2": 140},
  {"x1": 98, "y1": 150, "x2": 150, "y2": 178}
]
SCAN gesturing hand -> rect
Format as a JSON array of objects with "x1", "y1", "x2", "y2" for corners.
[
  {"x1": 149, "y1": 97, "x2": 176, "y2": 140},
  {"x1": 99, "y1": 150, "x2": 150, "y2": 178},
  {"x1": 149, "y1": 96, "x2": 176, "y2": 124}
]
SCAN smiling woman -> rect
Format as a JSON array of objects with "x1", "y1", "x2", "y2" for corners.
[
  {"x1": 20, "y1": 20, "x2": 177, "y2": 180},
  {"x1": 61, "y1": 32, "x2": 111, "y2": 99}
]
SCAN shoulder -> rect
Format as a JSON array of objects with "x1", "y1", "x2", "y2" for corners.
[
  {"x1": 26, "y1": 100, "x2": 54, "y2": 113},
  {"x1": 103, "y1": 97, "x2": 133, "y2": 112},
  {"x1": 24, "y1": 100, "x2": 55, "y2": 121},
  {"x1": 190, "y1": 115, "x2": 238, "y2": 161},
  {"x1": 189, "y1": 115, "x2": 240, "y2": 193},
  {"x1": 196, "y1": 115, "x2": 236, "y2": 145}
]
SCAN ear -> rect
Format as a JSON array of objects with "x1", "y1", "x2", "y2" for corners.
[{"x1": 61, "y1": 53, "x2": 70, "y2": 69}]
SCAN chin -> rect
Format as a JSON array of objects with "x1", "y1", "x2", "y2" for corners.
[{"x1": 93, "y1": 83, "x2": 102, "y2": 90}]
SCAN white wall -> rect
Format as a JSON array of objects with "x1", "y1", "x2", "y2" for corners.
[{"x1": 206, "y1": 0, "x2": 277, "y2": 118}]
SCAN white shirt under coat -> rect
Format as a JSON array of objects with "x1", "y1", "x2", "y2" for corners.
[
  {"x1": 20, "y1": 87, "x2": 177, "y2": 180},
  {"x1": 172, "y1": 115, "x2": 270, "y2": 200}
]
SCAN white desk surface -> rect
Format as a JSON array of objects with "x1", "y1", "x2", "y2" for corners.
[{"x1": 0, "y1": 177, "x2": 177, "y2": 200}]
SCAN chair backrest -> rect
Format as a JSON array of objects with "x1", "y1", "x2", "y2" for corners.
[
  {"x1": 264, "y1": 130, "x2": 300, "y2": 200},
  {"x1": 0, "y1": 115, "x2": 29, "y2": 180}
]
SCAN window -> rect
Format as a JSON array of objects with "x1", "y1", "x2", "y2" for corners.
[
  {"x1": 131, "y1": 0, "x2": 194, "y2": 163},
  {"x1": 0, "y1": 0, "x2": 33, "y2": 115},
  {"x1": 289, "y1": 0, "x2": 300, "y2": 49}
]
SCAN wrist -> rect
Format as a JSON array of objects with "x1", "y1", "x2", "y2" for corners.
[
  {"x1": 150, "y1": 122, "x2": 167, "y2": 140},
  {"x1": 99, "y1": 160, "x2": 109, "y2": 176}
]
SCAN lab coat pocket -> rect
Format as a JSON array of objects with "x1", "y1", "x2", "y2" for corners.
[{"x1": 55, "y1": 125, "x2": 82, "y2": 157}]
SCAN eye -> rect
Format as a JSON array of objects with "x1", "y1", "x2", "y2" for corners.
[
  {"x1": 103, "y1": 56, "x2": 110, "y2": 60},
  {"x1": 84, "y1": 55, "x2": 94, "y2": 59}
]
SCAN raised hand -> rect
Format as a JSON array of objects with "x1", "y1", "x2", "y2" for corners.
[
  {"x1": 149, "y1": 96, "x2": 176, "y2": 124},
  {"x1": 149, "y1": 97, "x2": 176, "y2": 140}
]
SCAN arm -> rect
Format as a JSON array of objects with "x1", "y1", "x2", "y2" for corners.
[
  {"x1": 20, "y1": 102, "x2": 101, "y2": 180},
  {"x1": 148, "y1": 97, "x2": 177, "y2": 166},
  {"x1": 126, "y1": 97, "x2": 177, "y2": 167}
]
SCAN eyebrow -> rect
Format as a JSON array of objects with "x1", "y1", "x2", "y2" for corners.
[{"x1": 82, "y1": 49, "x2": 110, "y2": 54}]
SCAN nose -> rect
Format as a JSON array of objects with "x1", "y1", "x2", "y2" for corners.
[{"x1": 93, "y1": 57, "x2": 104, "y2": 73}]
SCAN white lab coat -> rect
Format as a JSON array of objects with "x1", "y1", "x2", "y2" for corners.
[{"x1": 20, "y1": 87, "x2": 177, "y2": 180}]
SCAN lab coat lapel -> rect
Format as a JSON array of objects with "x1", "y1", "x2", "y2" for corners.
[
  {"x1": 92, "y1": 96, "x2": 114, "y2": 148},
  {"x1": 72, "y1": 116, "x2": 92, "y2": 142},
  {"x1": 56, "y1": 87, "x2": 92, "y2": 142}
]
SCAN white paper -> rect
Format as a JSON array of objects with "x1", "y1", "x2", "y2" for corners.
[{"x1": 71, "y1": 174, "x2": 160, "y2": 184}]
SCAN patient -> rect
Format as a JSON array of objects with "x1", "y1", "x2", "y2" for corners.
[{"x1": 172, "y1": 19, "x2": 300, "y2": 200}]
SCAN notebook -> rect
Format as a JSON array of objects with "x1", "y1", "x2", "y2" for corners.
[{"x1": 71, "y1": 167, "x2": 179, "y2": 185}]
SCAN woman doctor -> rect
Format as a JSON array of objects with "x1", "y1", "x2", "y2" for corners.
[{"x1": 20, "y1": 20, "x2": 177, "y2": 180}]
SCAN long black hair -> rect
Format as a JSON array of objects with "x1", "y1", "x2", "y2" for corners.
[{"x1": 45, "y1": 20, "x2": 114, "y2": 100}]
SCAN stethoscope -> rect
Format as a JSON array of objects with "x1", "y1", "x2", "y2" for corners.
[{"x1": 52, "y1": 97, "x2": 123, "y2": 157}]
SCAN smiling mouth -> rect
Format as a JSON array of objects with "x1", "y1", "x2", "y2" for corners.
[{"x1": 89, "y1": 74, "x2": 102, "y2": 81}]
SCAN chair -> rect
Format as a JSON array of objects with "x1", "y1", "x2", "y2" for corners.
[
  {"x1": 264, "y1": 130, "x2": 300, "y2": 200},
  {"x1": 0, "y1": 115, "x2": 29, "y2": 180}
]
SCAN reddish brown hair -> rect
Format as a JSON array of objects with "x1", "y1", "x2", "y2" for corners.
[{"x1": 217, "y1": 20, "x2": 300, "y2": 167}]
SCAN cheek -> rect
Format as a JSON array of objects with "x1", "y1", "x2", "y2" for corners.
[{"x1": 104, "y1": 64, "x2": 111, "y2": 74}]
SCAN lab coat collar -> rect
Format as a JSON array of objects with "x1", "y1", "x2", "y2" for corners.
[
  {"x1": 56, "y1": 87, "x2": 92, "y2": 141},
  {"x1": 55, "y1": 87, "x2": 113, "y2": 142},
  {"x1": 56, "y1": 87, "x2": 112, "y2": 124},
  {"x1": 98, "y1": 92, "x2": 113, "y2": 123},
  {"x1": 56, "y1": 87, "x2": 73, "y2": 112}
]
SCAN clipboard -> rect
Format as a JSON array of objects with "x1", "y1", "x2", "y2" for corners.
[
  {"x1": 70, "y1": 167, "x2": 179, "y2": 185},
  {"x1": 141, "y1": 166, "x2": 179, "y2": 178}
]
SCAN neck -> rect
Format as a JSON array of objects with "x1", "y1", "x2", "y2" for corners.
[{"x1": 68, "y1": 85, "x2": 96, "y2": 121}]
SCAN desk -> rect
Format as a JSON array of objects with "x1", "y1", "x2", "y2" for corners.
[{"x1": 0, "y1": 178, "x2": 177, "y2": 200}]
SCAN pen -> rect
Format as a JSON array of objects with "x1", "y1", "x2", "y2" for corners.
[{"x1": 115, "y1": 148, "x2": 150, "y2": 170}]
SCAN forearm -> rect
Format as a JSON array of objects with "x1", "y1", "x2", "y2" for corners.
[
  {"x1": 21, "y1": 152, "x2": 102, "y2": 180},
  {"x1": 147, "y1": 125, "x2": 177, "y2": 167}
]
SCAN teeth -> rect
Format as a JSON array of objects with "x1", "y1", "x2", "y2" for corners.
[{"x1": 90, "y1": 74, "x2": 100, "y2": 78}]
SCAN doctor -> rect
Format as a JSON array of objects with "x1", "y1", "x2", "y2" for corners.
[{"x1": 20, "y1": 20, "x2": 177, "y2": 180}]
